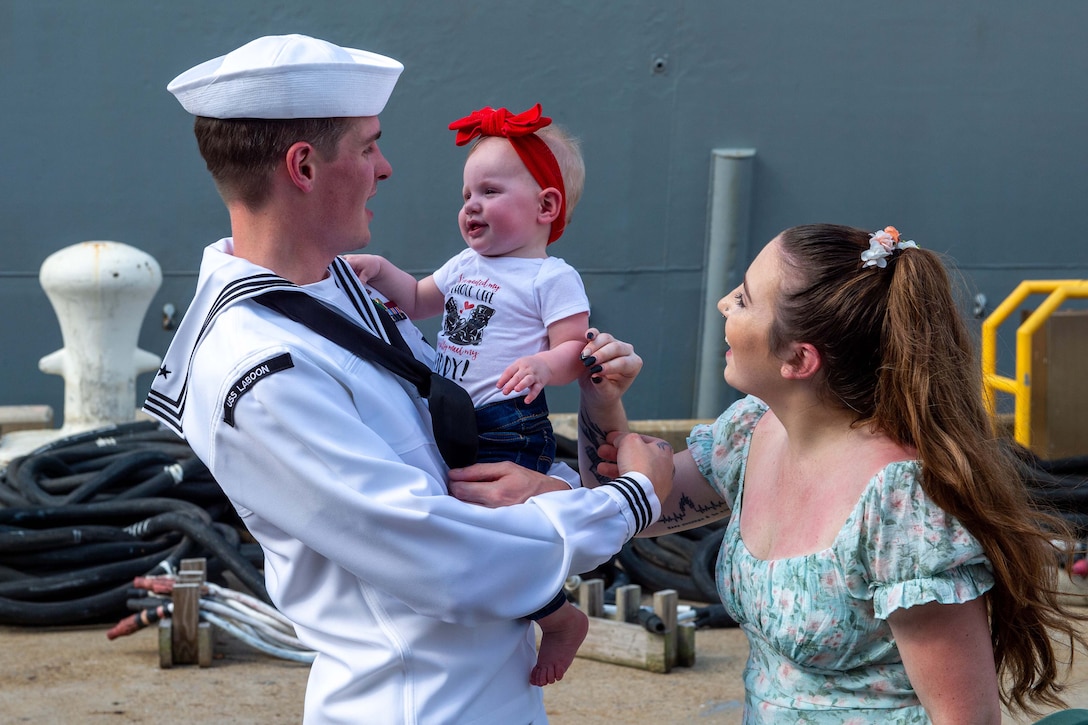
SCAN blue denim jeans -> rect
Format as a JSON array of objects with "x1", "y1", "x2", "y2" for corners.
[{"x1": 474, "y1": 392, "x2": 555, "y2": 474}]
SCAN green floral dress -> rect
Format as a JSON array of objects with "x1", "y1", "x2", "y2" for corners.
[{"x1": 688, "y1": 396, "x2": 995, "y2": 723}]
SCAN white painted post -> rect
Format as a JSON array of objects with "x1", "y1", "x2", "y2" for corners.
[{"x1": 37, "y1": 241, "x2": 162, "y2": 432}]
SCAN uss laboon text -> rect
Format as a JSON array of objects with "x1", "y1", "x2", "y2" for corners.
[{"x1": 222, "y1": 353, "x2": 294, "y2": 426}]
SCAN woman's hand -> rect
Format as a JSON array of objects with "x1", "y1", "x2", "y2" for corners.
[
  {"x1": 578, "y1": 329, "x2": 642, "y2": 403},
  {"x1": 447, "y1": 461, "x2": 569, "y2": 507},
  {"x1": 604, "y1": 430, "x2": 675, "y2": 505},
  {"x1": 575, "y1": 328, "x2": 642, "y2": 487}
]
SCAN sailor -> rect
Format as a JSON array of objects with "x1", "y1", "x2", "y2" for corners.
[{"x1": 144, "y1": 34, "x2": 673, "y2": 723}]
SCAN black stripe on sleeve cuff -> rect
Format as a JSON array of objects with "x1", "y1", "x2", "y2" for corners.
[{"x1": 604, "y1": 474, "x2": 653, "y2": 533}]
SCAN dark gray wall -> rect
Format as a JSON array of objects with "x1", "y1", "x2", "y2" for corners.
[{"x1": 2, "y1": 1, "x2": 1086, "y2": 422}]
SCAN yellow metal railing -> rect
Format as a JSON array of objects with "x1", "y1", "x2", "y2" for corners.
[{"x1": 981, "y1": 280, "x2": 1088, "y2": 447}]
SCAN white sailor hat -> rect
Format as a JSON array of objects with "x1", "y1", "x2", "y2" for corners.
[{"x1": 167, "y1": 34, "x2": 404, "y2": 119}]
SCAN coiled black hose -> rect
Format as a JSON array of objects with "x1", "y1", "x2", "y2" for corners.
[
  {"x1": 8, "y1": 426, "x2": 1081, "y2": 630},
  {"x1": 0, "y1": 422, "x2": 268, "y2": 626},
  {"x1": 615, "y1": 523, "x2": 732, "y2": 609},
  {"x1": 1008, "y1": 445, "x2": 1088, "y2": 534}
]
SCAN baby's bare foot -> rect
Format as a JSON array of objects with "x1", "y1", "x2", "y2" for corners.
[{"x1": 531, "y1": 602, "x2": 589, "y2": 686}]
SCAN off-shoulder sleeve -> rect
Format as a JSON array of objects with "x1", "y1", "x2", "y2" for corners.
[
  {"x1": 686, "y1": 395, "x2": 767, "y2": 508},
  {"x1": 854, "y1": 461, "x2": 995, "y2": 620}
]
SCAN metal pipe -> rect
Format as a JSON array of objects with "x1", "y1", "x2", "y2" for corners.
[{"x1": 695, "y1": 149, "x2": 755, "y2": 419}]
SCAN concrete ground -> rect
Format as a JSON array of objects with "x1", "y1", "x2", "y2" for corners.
[{"x1": 2, "y1": 609, "x2": 1087, "y2": 723}]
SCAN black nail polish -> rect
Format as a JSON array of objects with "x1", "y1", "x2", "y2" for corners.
[
  {"x1": 586, "y1": 331, "x2": 595, "y2": 340},
  {"x1": 591, "y1": 376, "x2": 602, "y2": 384},
  {"x1": 582, "y1": 355, "x2": 596, "y2": 367},
  {"x1": 590, "y1": 365, "x2": 603, "y2": 374}
]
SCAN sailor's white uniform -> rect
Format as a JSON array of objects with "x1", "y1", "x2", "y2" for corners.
[{"x1": 145, "y1": 238, "x2": 658, "y2": 724}]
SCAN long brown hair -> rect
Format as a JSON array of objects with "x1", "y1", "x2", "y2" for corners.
[{"x1": 775, "y1": 223, "x2": 1086, "y2": 715}]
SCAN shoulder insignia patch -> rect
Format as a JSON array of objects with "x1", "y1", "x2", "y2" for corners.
[{"x1": 223, "y1": 353, "x2": 294, "y2": 427}]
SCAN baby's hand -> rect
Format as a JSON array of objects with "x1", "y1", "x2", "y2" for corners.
[
  {"x1": 497, "y1": 355, "x2": 552, "y2": 404},
  {"x1": 343, "y1": 254, "x2": 382, "y2": 284}
]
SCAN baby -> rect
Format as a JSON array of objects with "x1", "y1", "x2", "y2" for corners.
[{"x1": 348, "y1": 104, "x2": 591, "y2": 686}]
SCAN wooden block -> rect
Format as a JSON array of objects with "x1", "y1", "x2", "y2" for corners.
[
  {"x1": 613, "y1": 584, "x2": 641, "y2": 623},
  {"x1": 570, "y1": 581, "x2": 695, "y2": 674},
  {"x1": 158, "y1": 620, "x2": 173, "y2": 669},
  {"x1": 677, "y1": 621, "x2": 696, "y2": 667},
  {"x1": 549, "y1": 414, "x2": 713, "y2": 453},
  {"x1": 578, "y1": 615, "x2": 672, "y2": 673},
  {"x1": 179, "y1": 558, "x2": 207, "y2": 575},
  {"x1": 654, "y1": 589, "x2": 678, "y2": 670},
  {"x1": 198, "y1": 622, "x2": 213, "y2": 668},
  {"x1": 171, "y1": 581, "x2": 201, "y2": 664},
  {"x1": 170, "y1": 558, "x2": 209, "y2": 666},
  {"x1": 577, "y1": 578, "x2": 604, "y2": 618},
  {"x1": 158, "y1": 608, "x2": 213, "y2": 668}
]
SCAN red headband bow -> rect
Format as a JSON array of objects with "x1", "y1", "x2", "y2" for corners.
[{"x1": 449, "y1": 104, "x2": 567, "y2": 244}]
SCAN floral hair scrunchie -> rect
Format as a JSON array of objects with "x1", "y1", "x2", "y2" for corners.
[{"x1": 861, "y1": 226, "x2": 918, "y2": 268}]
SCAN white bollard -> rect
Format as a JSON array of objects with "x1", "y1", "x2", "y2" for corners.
[{"x1": 37, "y1": 241, "x2": 163, "y2": 432}]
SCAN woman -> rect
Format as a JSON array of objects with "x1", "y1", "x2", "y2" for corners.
[{"x1": 451, "y1": 223, "x2": 1088, "y2": 723}]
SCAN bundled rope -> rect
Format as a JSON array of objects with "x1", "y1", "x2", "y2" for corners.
[
  {"x1": 0, "y1": 421, "x2": 267, "y2": 626},
  {"x1": 108, "y1": 576, "x2": 315, "y2": 664}
]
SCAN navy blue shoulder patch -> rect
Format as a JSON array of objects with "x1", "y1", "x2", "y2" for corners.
[{"x1": 223, "y1": 353, "x2": 294, "y2": 427}]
